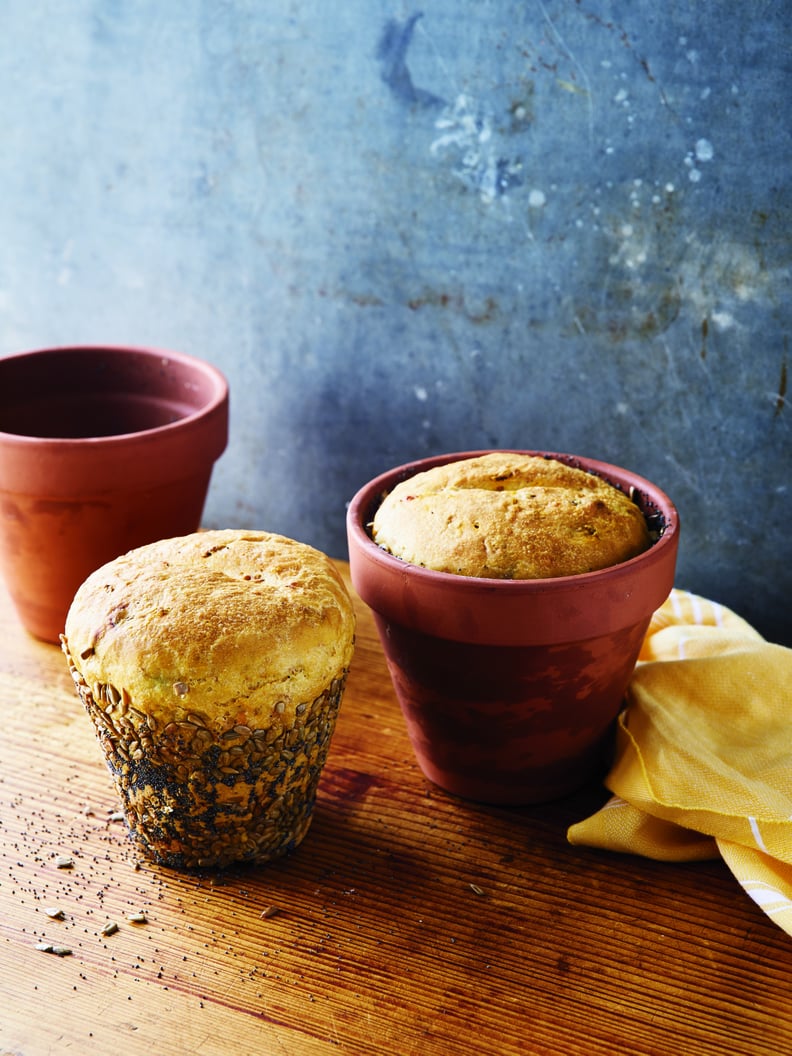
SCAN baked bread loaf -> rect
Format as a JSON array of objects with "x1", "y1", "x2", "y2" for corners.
[
  {"x1": 62, "y1": 529, "x2": 355, "y2": 870},
  {"x1": 372, "y1": 452, "x2": 651, "y2": 579}
]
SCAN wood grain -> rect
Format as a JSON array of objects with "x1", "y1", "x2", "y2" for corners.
[{"x1": 1, "y1": 567, "x2": 790, "y2": 1055}]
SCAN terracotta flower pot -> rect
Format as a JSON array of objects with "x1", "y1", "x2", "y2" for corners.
[
  {"x1": 346, "y1": 450, "x2": 680, "y2": 805},
  {"x1": 0, "y1": 345, "x2": 229, "y2": 643}
]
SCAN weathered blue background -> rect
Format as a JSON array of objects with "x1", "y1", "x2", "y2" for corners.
[{"x1": 1, "y1": 2, "x2": 790, "y2": 642}]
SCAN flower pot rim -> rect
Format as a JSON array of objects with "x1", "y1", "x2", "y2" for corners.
[
  {"x1": 346, "y1": 449, "x2": 680, "y2": 645},
  {"x1": 0, "y1": 343, "x2": 228, "y2": 449},
  {"x1": 348, "y1": 448, "x2": 679, "y2": 591}
]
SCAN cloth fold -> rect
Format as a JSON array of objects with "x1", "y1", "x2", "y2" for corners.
[{"x1": 568, "y1": 589, "x2": 792, "y2": 936}]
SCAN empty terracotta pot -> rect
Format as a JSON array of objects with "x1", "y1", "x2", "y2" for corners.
[
  {"x1": 0, "y1": 345, "x2": 229, "y2": 643},
  {"x1": 346, "y1": 450, "x2": 680, "y2": 805}
]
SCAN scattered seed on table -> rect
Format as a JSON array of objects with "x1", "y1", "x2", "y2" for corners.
[
  {"x1": 55, "y1": 856, "x2": 74, "y2": 869},
  {"x1": 469, "y1": 883, "x2": 485, "y2": 896},
  {"x1": 128, "y1": 911, "x2": 147, "y2": 924},
  {"x1": 259, "y1": 906, "x2": 281, "y2": 920},
  {"x1": 109, "y1": 812, "x2": 125, "y2": 822},
  {"x1": 36, "y1": 942, "x2": 72, "y2": 957},
  {"x1": 45, "y1": 907, "x2": 65, "y2": 920},
  {"x1": 101, "y1": 921, "x2": 119, "y2": 936}
]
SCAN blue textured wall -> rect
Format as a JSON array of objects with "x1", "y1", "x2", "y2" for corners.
[{"x1": 1, "y1": 2, "x2": 790, "y2": 642}]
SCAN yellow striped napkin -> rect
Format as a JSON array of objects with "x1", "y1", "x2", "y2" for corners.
[{"x1": 567, "y1": 589, "x2": 792, "y2": 936}]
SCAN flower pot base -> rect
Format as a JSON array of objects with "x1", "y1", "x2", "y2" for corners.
[
  {"x1": 373, "y1": 612, "x2": 648, "y2": 805},
  {"x1": 413, "y1": 744, "x2": 613, "y2": 805}
]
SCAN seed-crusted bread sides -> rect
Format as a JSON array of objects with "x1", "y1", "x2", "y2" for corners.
[
  {"x1": 371, "y1": 453, "x2": 651, "y2": 580},
  {"x1": 61, "y1": 529, "x2": 356, "y2": 870}
]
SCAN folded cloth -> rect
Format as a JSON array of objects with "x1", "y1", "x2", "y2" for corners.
[{"x1": 568, "y1": 589, "x2": 792, "y2": 936}]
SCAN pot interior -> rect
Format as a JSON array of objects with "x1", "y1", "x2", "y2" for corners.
[{"x1": 0, "y1": 348, "x2": 217, "y2": 439}]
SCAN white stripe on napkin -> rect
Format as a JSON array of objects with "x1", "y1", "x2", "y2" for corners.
[
  {"x1": 740, "y1": 880, "x2": 792, "y2": 917},
  {"x1": 748, "y1": 816, "x2": 769, "y2": 854}
]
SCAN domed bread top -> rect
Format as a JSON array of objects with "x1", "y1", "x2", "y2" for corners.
[
  {"x1": 371, "y1": 452, "x2": 652, "y2": 579},
  {"x1": 63, "y1": 530, "x2": 355, "y2": 732}
]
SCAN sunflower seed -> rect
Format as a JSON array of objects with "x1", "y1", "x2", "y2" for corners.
[{"x1": 36, "y1": 942, "x2": 72, "y2": 956}]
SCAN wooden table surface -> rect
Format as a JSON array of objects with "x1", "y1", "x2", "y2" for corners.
[{"x1": 1, "y1": 563, "x2": 790, "y2": 1056}]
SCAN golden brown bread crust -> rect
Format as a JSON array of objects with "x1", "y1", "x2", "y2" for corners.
[
  {"x1": 371, "y1": 453, "x2": 651, "y2": 579},
  {"x1": 64, "y1": 529, "x2": 355, "y2": 731},
  {"x1": 61, "y1": 530, "x2": 355, "y2": 869}
]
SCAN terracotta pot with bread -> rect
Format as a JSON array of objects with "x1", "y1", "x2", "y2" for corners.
[{"x1": 346, "y1": 450, "x2": 679, "y2": 805}]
